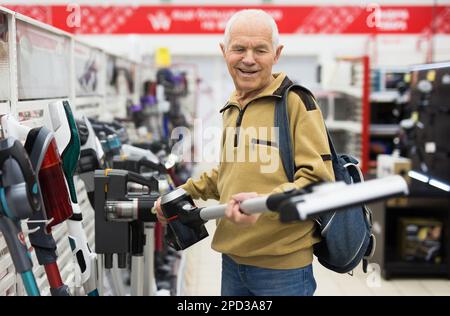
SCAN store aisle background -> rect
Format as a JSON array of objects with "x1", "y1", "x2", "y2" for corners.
[{"x1": 180, "y1": 164, "x2": 450, "y2": 296}]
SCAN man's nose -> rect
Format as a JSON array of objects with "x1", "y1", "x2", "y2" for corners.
[{"x1": 242, "y1": 50, "x2": 256, "y2": 65}]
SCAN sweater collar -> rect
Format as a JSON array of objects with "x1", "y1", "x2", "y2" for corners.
[{"x1": 220, "y1": 73, "x2": 293, "y2": 113}]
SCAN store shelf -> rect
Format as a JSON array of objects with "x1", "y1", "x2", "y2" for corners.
[
  {"x1": 370, "y1": 91, "x2": 399, "y2": 103},
  {"x1": 326, "y1": 120, "x2": 362, "y2": 133},
  {"x1": 333, "y1": 86, "x2": 362, "y2": 99},
  {"x1": 74, "y1": 96, "x2": 103, "y2": 105},
  {"x1": 0, "y1": 272, "x2": 15, "y2": 295},
  {"x1": 74, "y1": 96, "x2": 103, "y2": 117},
  {"x1": 16, "y1": 98, "x2": 66, "y2": 113},
  {"x1": 370, "y1": 124, "x2": 400, "y2": 136},
  {"x1": 0, "y1": 254, "x2": 13, "y2": 273},
  {"x1": 371, "y1": 195, "x2": 450, "y2": 280},
  {"x1": 369, "y1": 160, "x2": 377, "y2": 167},
  {"x1": 384, "y1": 262, "x2": 449, "y2": 279},
  {"x1": 0, "y1": 101, "x2": 9, "y2": 114},
  {"x1": 0, "y1": 240, "x2": 8, "y2": 256},
  {"x1": 16, "y1": 117, "x2": 45, "y2": 129}
]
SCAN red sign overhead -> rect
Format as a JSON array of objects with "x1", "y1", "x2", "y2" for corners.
[{"x1": 5, "y1": 5, "x2": 450, "y2": 35}]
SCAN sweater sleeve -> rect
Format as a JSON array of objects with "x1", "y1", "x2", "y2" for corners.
[
  {"x1": 179, "y1": 168, "x2": 220, "y2": 201},
  {"x1": 271, "y1": 92, "x2": 335, "y2": 194}
]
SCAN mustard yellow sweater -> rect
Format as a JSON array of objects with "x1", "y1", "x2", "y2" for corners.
[{"x1": 181, "y1": 73, "x2": 334, "y2": 269}]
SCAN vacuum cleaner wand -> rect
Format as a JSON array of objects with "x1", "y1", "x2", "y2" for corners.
[
  {"x1": 0, "y1": 137, "x2": 42, "y2": 296},
  {"x1": 160, "y1": 175, "x2": 409, "y2": 250}
]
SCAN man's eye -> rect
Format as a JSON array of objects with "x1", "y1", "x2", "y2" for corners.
[
  {"x1": 256, "y1": 49, "x2": 267, "y2": 54},
  {"x1": 234, "y1": 48, "x2": 245, "y2": 52}
]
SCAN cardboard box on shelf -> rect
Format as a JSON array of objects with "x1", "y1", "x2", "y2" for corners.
[
  {"x1": 377, "y1": 154, "x2": 412, "y2": 180},
  {"x1": 377, "y1": 155, "x2": 412, "y2": 206},
  {"x1": 398, "y1": 217, "x2": 444, "y2": 263}
]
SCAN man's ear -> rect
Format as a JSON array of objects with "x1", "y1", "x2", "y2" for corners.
[
  {"x1": 274, "y1": 45, "x2": 284, "y2": 64},
  {"x1": 219, "y1": 43, "x2": 226, "y2": 57}
]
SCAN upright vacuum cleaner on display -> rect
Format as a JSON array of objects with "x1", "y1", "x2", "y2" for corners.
[
  {"x1": 112, "y1": 148, "x2": 170, "y2": 296},
  {"x1": 0, "y1": 138, "x2": 42, "y2": 296},
  {"x1": 89, "y1": 119, "x2": 123, "y2": 167},
  {"x1": 112, "y1": 142, "x2": 185, "y2": 292},
  {"x1": 94, "y1": 169, "x2": 159, "y2": 296},
  {"x1": 76, "y1": 115, "x2": 105, "y2": 209},
  {"x1": 76, "y1": 115, "x2": 128, "y2": 296},
  {"x1": 1, "y1": 116, "x2": 73, "y2": 296},
  {"x1": 44, "y1": 100, "x2": 99, "y2": 296}
]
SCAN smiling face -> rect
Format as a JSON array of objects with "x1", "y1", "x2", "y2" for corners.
[{"x1": 220, "y1": 17, "x2": 283, "y2": 98}]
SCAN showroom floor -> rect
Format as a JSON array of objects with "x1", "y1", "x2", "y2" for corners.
[{"x1": 181, "y1": 220, "x2": 450, "y2": 296}]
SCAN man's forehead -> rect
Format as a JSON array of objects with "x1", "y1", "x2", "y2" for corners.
[
  {"x1": 228, "y1": 24, "x2": 272, "y2": 46},
  {"x1": 229, "y1": 18, "x2": 272, "y2": 40},
  {"x1": 229, "y1": 36, "x2": 272, "y2": 47}
]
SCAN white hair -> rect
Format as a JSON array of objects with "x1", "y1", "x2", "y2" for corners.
[{"x1": 223, "y1": 9, "x2": 279, "y2": 51}]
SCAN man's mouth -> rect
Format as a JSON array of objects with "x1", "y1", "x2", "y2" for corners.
[{"x1": 237, "y1": 68, "x2": 259, "y2": 77}]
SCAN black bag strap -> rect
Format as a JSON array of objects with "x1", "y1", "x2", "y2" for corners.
[
  {"x1": 274, "y1": 84, "x2": 337, "y2": 183},
  {"x1": 274, "y1": 85, "x2": 295, "y2": 182}
]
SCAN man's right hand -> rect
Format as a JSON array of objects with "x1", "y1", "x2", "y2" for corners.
[
  {"x1": 225, "y1": 192, "x2": 261, "y2": 227},
  {"x1": 154, "y1": 197, "x2": 167, "y2": 225}
]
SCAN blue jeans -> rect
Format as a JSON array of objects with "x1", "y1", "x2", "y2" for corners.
[{"x1": 221, "y1": 254, "x2": 316, "y2": 296}]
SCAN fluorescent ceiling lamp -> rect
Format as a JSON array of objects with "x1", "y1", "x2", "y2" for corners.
[
  {"x1": 408, "y1": 170, "x2": 429, "y2": 183},
  {"x1": 429, "y1": 179, "x2": 450, "y2": 192}
]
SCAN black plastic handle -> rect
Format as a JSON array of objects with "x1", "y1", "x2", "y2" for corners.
[
  {"x1": 126, "y1": 170, "x2": 159, "y2": 192},
  {"x1": 0, "y1": 138, "x2": 40, "y2": 213},
  {"x1": 138, "y1": 159, "x2": 168, "y2": 174},
  {"x1": 266, "y1": 188, "x2": 307, "y2": 212}
]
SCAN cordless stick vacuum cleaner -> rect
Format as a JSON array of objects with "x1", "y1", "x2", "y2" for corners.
[
  {"x1": 0, "y1": 137, "x2": 42, "y2": 296},
  {"x1": 132, "y1": 140, "x2": 184, "y2": 187},
  {"x1": 124, "y1": 142, "x2": 183, "y2": 290},
  {"x1": 76, "y1": 115, "x2": 105, "y2": 209},
  {"x1": 76, "y1": 116, "x2": 126, "y2": 296},
  {"x1": 89, "y1": 118, "x2": 129, "y2": 145},
  {"x1": 89, "y1": 119, "x2": 122, "y2": 167},
  {"x1": 1, "y1": 116, "x2": 73, "y2": 296},
  {"x1": 94, "y1": 169, "x2": 159, "y2": 296},
  {"x1": 77, "y1": 117, "x2": 128, "y2": 295},
  {"x1": 44, "y1": 100, "x2": 99, "y2": 296},
  {"x1": 160, "y1": 175, "x2": 409, "y2": 250},
  {"x1": 112, "y1": 153, "x2": 167, "y2": 296}
]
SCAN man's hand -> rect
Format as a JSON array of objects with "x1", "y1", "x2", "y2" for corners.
[
  {"x1": 154, "y1": 197, "x2": 167, "y2": 225},
  {"x1": 225, "y1": 192, "x2": 260, "y2": 227}
]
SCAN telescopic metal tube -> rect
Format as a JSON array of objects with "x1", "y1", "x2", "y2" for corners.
[
  {"x1": 106, "y1": 200, "x2": 138, "y2": 221},
  {"x1": 199, "y1": 196, "x2": 268, "y2": 221},
  {"x1": 143, "y1": 224, "x2": 155, "y2": 296},
  {"x1": 198, "y1": 175, "x2": 408, "y2": 221}
]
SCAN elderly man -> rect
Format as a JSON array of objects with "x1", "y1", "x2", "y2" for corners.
[{"x1": 156, "y1": 9, "x2": 334, "y2": 296}]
